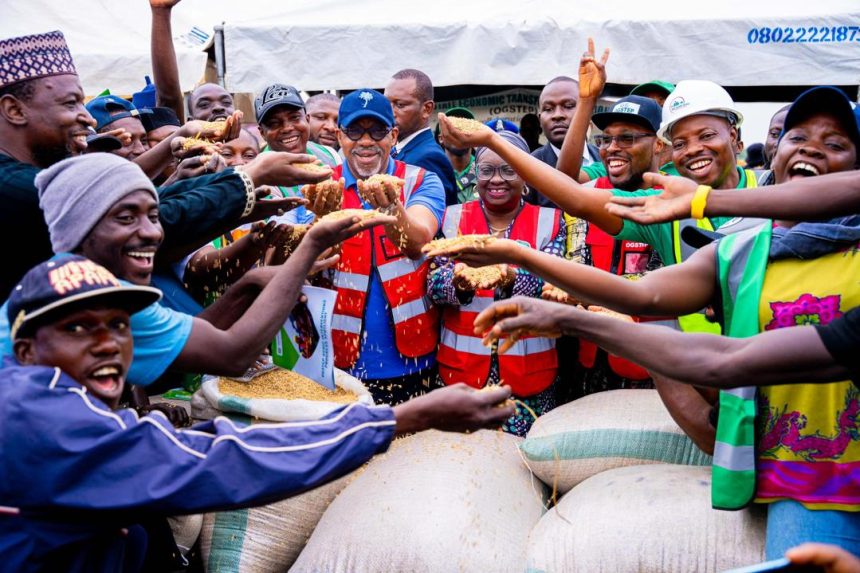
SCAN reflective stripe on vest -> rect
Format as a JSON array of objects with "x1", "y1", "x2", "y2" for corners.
[
  {"x1": 712, "y1": 222, "x2": 771, "y2": 510},
  {"x1": 330, "y1": 160, "x2": 438, "y2": 368},
  {"x1": 436, "y1": 201, "x2": 559, "y2": 395}
]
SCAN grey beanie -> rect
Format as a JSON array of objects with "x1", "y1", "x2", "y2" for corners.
[
  {"x1": 476, "y1": 130, "x2": 530, "y2": 161},
  {"x1": 35, "y1": 154, "x2": 158, "y2": 253}
]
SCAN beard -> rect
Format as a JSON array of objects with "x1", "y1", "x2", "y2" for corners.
[
  {"x1": 32, "y1": 142, "x2": 73, "y2": 168},
  {"x1": 349, "y1": 146, "x2": 385, "y2": 178}
]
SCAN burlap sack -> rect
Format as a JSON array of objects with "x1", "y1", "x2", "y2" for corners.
[
  {"x1": 290, "y1": 430, "x2": 547, "y2": 573},
  {"x1": 200, "y1": 474, "x2": 351, "y2": 572},
  {"x1": 521, "y1": 389, "x2": 711, "y2": 494},
  {"x1": 526, "y1": 464, "x2": 766, "y2": 573}
]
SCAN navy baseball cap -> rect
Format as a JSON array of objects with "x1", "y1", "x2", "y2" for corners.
[
  {"x1": 592, "y1": 96, "x2": 662, "y2": 133},
  {"x1": 485, "y1": 118, "x2": 519, "y2": 133},
  {"x1": 782, "y1": 86, "x2": 860, "y2": 150},
  {"x1": 8, "y1": 256, "x2": 160, "y2": 340},
  {"x1": 339, "y1": 88, "x2": 394, "y2": 128},
  {"x1": 85, "y1": 95, "x2": 151, "y2": 131},
  {"x1": 255, "y1": 84, "x2": 305, "y2": 124}
]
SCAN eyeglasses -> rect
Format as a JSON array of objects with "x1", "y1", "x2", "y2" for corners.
[
  {"x1": 476, "y1": 164, "x2": 518, "y2": 181},
  {"x1": 593, "y1": 133, "x2": 655, "y2": 149},
  {"x1": 341, "y1": 125, "x2": 392, "y2": 141}
]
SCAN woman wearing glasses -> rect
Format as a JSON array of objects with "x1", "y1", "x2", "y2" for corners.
[{"x1": 427, "y1": 131, "x2": 566, "y2": 435}]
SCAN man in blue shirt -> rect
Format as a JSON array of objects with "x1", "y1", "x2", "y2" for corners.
[
  {"x1": 0, "y1": 255, "x2": 514, "y2": 572},
  {"x1": 305, "y1": 89, "x2": 446, "y2": 404}
]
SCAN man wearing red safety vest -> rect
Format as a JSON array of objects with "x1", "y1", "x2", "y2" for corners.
[{"x1": 311, "y1": 89, "x2": 446, "y2": 405}]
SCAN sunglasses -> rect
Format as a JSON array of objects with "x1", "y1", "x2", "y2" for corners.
[
  {"x1": 341, "y1": 125, "x2": 392, "y2": 141},
  {"x1": 593, "y1": 133, "x2": 655, "y2": 149}
]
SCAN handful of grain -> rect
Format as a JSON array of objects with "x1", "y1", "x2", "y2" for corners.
[
  {"x1": 181, "y1": 136, "x2": 215, "y2": 152},
  {"x1": 319, "y1": 208, "x2": 386, "y2": 223},
  {"x1": 446, "y1": 116, "x2": 486, "y2": 134},
  {"x1": 199, "y1": 120, "x2": 227, "y2": 133},
  {"x1": 456, "y1": 264, "x2": 505, "y2": 288},
  {"x1": 424, "y1": 234, "x2": 496, "y2": 253},
  {"x1": 294, "y1": 161, "x2": 332, "y2": 174},
  {"x1": 218, "y1": 368, "x2": 358, "y2": 403},
  {"x1": 302, "y1": 179, "x2": 341, "y2": 204},
  {"x1": 363, "y1": 174, "x2": 404, "y2": 191}
]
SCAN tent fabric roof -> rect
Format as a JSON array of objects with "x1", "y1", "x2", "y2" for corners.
[{"x1": 3, "y1": 1, "x2": 859, "y2": 96}]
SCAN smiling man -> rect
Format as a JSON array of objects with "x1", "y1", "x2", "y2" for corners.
[
  {"x1": 0, "y1": 255, "x2": 515, "y2": 572},
  {"x1": 325, "y1": 88, "x2": 446, "y2": 405},
  {"x1": 256, "y1": 83, "x2": 341, "y2": 226},
  {"x1": 187, "y1": 82, "x2": 235, "y2": 122},
  {"x1": 306, "y1": 92, "x2": 340, "y2": 149}
]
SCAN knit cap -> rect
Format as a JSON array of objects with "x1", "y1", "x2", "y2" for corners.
[{"x1": 35, "y1": 154, "x2": 158, "y2": 253}]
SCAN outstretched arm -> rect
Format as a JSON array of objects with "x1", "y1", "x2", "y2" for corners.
[
  {"x1": 474, "y1": 297, "x2": 848, "y2": 388},
  {"x1": 438, "y1": 114, "x2": 623, "y2": 235},
  {"x1": 607, "y1": 170, "x2": 860, "y2": 224}
]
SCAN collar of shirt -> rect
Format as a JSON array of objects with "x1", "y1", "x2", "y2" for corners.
[
  {"x1": 550, "y1": 142, "x2": 594, "y2": 166},
  {"x1": 394, "y1": 127, "x2": 431, "y2": 154},
  {"x1": 341, "y1": 156, "x2": 397, "y2": 191}
]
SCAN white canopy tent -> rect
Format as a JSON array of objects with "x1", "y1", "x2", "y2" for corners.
[{"x1": 3, "y1": 1, "x2": 858, "y2": 95}]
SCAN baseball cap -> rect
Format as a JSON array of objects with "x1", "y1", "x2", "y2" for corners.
[
  {"x1": 485, "y1": 118, "x2": 519, "y2": 133},
  {"x1": 255, "y1": 84, "x2": 305, "y2": 124},
  {"x1": 8, "y1": 255, "x2": 161, "y2": 340},
  {"x1": 630, "y1": 80, "x2": 675, "y2": 99},
  {"x1": 339, "y1": 88, "x2": 394, "y2": 128},
  {"x1": 140, "y1": 107, "x2": 181, "y2": 132},
  {"x1": 657, "y1": 80, "x2": 743, "y2": 143},
  {"x1": 85, "y1": 95, "x2": 151, "y2": 131},
  {"x1": 781, "y1": 86, "x2": 860, "y2": 150},
  {"x1": 592, "y1": 95, "x2": 662, "y2": 133},
  {"x1": 84, "y1": 126, "x2": 122, "y2": 152}
]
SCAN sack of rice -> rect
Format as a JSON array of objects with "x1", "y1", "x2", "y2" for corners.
[
  {"x1": 520, "y1": 389, "x2": 711, "y2": 494},
  {"x1": 291, "y1": 430, "x2": 547, "y2": 573},
  {"x1": 526, "y1": 465, "x2": 766, "y2": 573},
  {"x1": 197, "y1": 367, "x2": 373, "y2": 422},
  {"x1": 201, "y1": 474, "x2": 351, "y2": 573}
]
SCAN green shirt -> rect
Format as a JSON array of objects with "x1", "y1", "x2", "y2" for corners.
[
  {"x1": 613, "y1": 166, "x2": 750, "y2": 266},
  {"x1": 582, "y1": 162, "x2": 607, "y2": 181}
]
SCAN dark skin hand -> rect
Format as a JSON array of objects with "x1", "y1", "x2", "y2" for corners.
[
  {"x1": 149, "y1": 0, "x2": 185, "y2": 122},
  {"x1": 392, "y1": 384, "x2": 515, "y2": 435}
]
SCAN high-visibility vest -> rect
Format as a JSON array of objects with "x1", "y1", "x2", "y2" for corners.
[
  {"x1": 673, "y1": 168, "x2": 765, "y2": 334},
  {"x1": 330, "y1": 161, "x2": 439, "y2": 369},
  {"x1": 577, "y1": 177, "x2": 656, "y2": 380},
  {"x1": 436, "y1": 201, "x2": 560, "y2": 396}
]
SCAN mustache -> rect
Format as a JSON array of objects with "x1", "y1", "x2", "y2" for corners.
[{"x1": 351, "y1": 145, "x2": 383, "y2": 156}]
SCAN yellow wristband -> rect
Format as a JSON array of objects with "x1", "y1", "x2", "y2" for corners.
[{"x1": 690, "y1": 185, "x2": 712, "y2": 220}]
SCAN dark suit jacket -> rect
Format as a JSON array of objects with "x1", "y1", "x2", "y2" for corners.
[
  {"x1": 394, "y1": 129, "x2": 457, "y2": 206},
  {"x1": 525, "y1": 142, "x2": 601, "y2": 208}
]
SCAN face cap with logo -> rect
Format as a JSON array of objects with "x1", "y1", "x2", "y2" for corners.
[
  {"x1": 85, "y1": 95, "x2": 152, "y2": 132},
  {"x1": 485, "y1": 118, "x2": 519, "y2": 133},
  {"x1": 592, "y1": 95, "x2": 662, "y2": 133},
  {"x1": 8, "y1": 255, "x2": 161, "y2": 340},
  {"x1": 255, "y1": 83, "x2": 305, "y2": 125},
  {"x1": 657, "y1": 80, "x2": 743, "y2": 143},
  {"x1": 338, "y1": 88, "x2": 394, "y2": 128}
]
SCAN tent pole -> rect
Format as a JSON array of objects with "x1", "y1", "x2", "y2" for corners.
[{"x1": 214, "y1": 25, "x2": 226, "y2": 88}]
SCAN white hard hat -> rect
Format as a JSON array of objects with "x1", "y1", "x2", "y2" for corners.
[{"x1": 657, "y1": 80, "x2": 743, "y2": 143}]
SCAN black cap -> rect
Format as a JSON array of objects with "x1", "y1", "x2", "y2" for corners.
[
  {"x1": 592, "y1": 96, "x2": 662, "y2": 133},
  {"x1": 782, "y1": 86, "x2": 860, "y2": 150},
  {"x1": 8, "y1": 255, "x2": 161, "y2": 339},
  {"x1": 255, "y1": 84, "x2": 305, "y2": 124},
  {"x1": 140, "y1": 107, "x2": 181, "y2": 132}
]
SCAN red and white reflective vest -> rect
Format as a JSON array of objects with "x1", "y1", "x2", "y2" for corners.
[
  {"x1": 577, "y1": 177, "x2": 655, "y2": 380},
  {"x1": 437, "y1": 201, "x2": 560, "y2": 397},
  {"x1": 330, "y1": 161, "x2": 439, "y2": 369}
]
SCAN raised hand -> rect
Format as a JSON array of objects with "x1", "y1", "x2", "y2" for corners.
[
  {"x1": 357, "y1": 178, "x2": 401, "y2": 210},
  {"x1": 304, "y1": 178, "x2": 344, "y2": 217},
  {"x1": 150, "y1": 0, "x2": 182, "y2": 9},
  {"x1": 242, "y1": 152, "x2": 333, "y2": 188},
  {"x1": 424, "y1": 237, "x2": 524, "y2": 268},
  {"x1": 605, "y1": 172, "x2": 700, "y2": 224},
  {"x1": 579, "y1": 37, "x2": 610, "y2": 100}
]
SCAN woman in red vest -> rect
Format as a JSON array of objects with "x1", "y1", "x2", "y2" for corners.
[{"x1": 428, "y1": 131, "x2": 566, "y2": 435}]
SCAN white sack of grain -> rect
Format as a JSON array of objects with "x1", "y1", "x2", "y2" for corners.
[
  {"x1": 526, "y1": 464, "x2": 766, "y2": 573},
  {"x1": 520, "y1": 389, "x2": 711, "y2": 494},
  {"x1": 200, "y1": 474, "x2": 351, "y2": 573},
  {"x1": 168, "y1": 513, "x2": 204, "y2": 558},
  {"x1": 196, "y1": 368, "x2": 373, "y2": 422},
  {"x1": 290, "y1": 430, "x2": 547, "y2": 573}
]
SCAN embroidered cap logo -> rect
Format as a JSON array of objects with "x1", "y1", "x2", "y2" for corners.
[{"x1": 359, "y1": 91, "x2": 373, "y2": 108}]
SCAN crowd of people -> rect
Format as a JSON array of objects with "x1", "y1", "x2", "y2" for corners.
[{"x1": 0, "y1": 2, "x2": 859, "y2": 571}]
